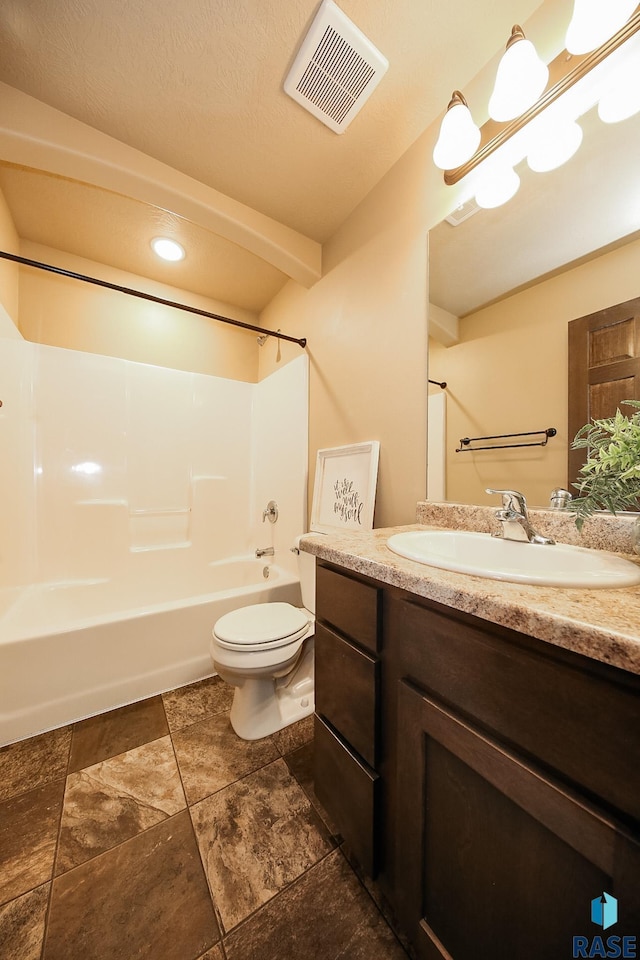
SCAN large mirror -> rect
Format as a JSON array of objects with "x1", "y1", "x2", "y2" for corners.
[{"x1": 428, "y1": 99, "x2": 640, "y2": 509}]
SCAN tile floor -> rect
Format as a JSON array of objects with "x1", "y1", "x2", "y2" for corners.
[{"x1": 0, "y1": 676, "x2": 408, "y2": 960}]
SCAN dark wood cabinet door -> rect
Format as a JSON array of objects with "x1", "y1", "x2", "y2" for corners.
[
  {"x1": 394, "y1": 680, "x2": 640, "y2": 960},
  {"x1": 386, "y1": 594, "x2": 640, "y2": 826},
  {"x1": 568, "y1": 296, "x2": 640, "y2": 487}
]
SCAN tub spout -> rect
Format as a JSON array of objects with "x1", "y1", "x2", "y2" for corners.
[{"x1": 255, "y1": 547, "x2": 274, "y2": 558}]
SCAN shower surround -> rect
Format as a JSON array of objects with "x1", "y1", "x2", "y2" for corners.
[{"x1": 0, "y1": 341, "x2": 308, "y2": 745}]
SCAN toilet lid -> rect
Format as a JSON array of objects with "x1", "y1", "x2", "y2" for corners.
[{"x1": 214, "y1": 602, "x2": 310, "y2": 647}]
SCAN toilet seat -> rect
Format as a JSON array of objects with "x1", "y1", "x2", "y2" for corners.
[{"x1": 213, "y1": 602, "x2": 311, "y2": 652}]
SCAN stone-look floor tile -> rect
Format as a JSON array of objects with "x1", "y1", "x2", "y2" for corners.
[
  {"x1": 191, "y1": 758, "x2": 333, "y2": 932},
  {"x1": 0, "y1": 726, "x2": 71, "y2": 802},
  {"x1": 56, "y1": 736, "x2": 186, "y2": 874},
  {"x1": 197, "y1": 946, "x2": 225, "y2": 960},
  {"x1": 339, "y1": 851, "x2": 412, "y2": 957},
  {"x1": 285, "y1": 741, "x2": 341, "y2": 838},
  {"x1": 172, "y1": 713, "x2": 279, "y2": 805},
  {"x1": 162, "y1": 675, "x2": 233, "y2": 733},
  {"x1": 224, "y1": 849, "x2": 408, "y2": 960},
  {"x1": 0, "y1": 780, "x2": 64, "y2": 906},
  {"x1": 43, "y1": 811, "x2": 220, "y2": 960},
  {"x1": 273, "y1": 715, "x2": 314, "y2": 756},
  {"x1": 0, "y1": 883, "x2": 50, "y2": 960},
  {"x1": 68, "y1": 696, "x2": 168, "y2": 773}
]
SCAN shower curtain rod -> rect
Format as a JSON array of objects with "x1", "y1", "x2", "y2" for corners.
[{"x1": 0, "y1": 250, "x2": 307, "y2": 348}]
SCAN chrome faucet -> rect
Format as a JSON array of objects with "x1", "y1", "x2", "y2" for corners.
[
  {"x1": 486, "y1": 488, "x2": 555, "y2": 545},
  {"x1": 255, "y1": 546, "x2": 275, "y2": 558}
]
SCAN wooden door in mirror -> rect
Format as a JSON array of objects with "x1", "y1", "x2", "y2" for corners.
[{"x1": 568, "y1": 295, "x2": 640, "y2": 489}]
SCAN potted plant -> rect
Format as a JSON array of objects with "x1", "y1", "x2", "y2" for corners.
[{"x1": 569, "y1": 400, "x2": 640, "y2": 537}]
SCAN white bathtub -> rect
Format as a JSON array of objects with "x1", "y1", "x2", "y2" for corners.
[{"x1": 0, "y1": 556, "x2": 301, "y2": 746}]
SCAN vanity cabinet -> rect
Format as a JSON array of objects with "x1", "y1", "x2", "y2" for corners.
[
  {"x1": 387, "y1": 593, "x2": 640, "y2": 959},
  {"x1": 313, "y1": 562, "x2": 382, "y2": 875},
  {"x1": 312, "y1": 560, "x2": 640, "y2": 959}
]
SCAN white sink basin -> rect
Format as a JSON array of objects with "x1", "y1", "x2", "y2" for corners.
[{"x1": 387, "y1": 529, "x2": 640, "y2": 588}]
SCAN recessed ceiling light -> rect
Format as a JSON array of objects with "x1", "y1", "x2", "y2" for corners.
[{"x1": 151, "y1": 237, "x2": 185, "y2": 262}]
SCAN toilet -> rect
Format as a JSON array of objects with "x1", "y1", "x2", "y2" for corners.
[
  {"x1": 211, "y1": 441, "x2": 379, "y2": 740},
  {"x1": 210, "y1": 545, "x2": 316, "y2": 740}
]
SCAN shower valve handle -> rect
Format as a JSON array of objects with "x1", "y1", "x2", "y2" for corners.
[{"x1": 262, "y1": 501, "x2": 278, "y2": 523}]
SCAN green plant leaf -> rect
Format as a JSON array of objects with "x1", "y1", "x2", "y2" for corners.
[{"x1": 568, "y1": 400, "x2": 640, "y2": 526}]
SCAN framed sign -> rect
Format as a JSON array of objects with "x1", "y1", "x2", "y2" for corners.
[{"x1": 310, "y1": 441, "x2": 380, "y2": 534}]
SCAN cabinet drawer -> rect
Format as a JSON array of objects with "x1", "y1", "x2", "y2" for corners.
[
  {"x1": 315, "y1": 622, "x2": 378, "y2": 767},
  {"x1": 316, "y1": 564, "x2": 380, "y2": 654},
  {"x1": 389, "y1": 595, "x2": 640, "y2": 826},
  {"x1": 314, "y1": 715, "x2": 379, "y2": 877}
]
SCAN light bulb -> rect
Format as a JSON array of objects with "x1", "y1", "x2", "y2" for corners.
[
  {"x1": 599, "y1": 86, "x2": 640, "y2": 123},
  {"x1": 598, "y1": 55, "x2": 640, "y2": 123},
  {"x1": 151, "y1": 237, "x2": 185, "y2": 262},
  {"x1": 433, "y1": 91, "x2": 481, "y2": 170},
  {"x1": 488, "y1": 26, "x2": 549, "y2": 122},
  {"x1": 565, "y1": 0, "x2": 637, "y2": 55},
  {"x1": 475, "y1": 164, "x2": 520, "y2": 209},
  {"x1": 527, "y1": 119, "x2": 583, "y2": 172}
]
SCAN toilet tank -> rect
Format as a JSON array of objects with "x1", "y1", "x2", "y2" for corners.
[{"x1": 297, "y1": 546, "x2": 316, "y2": 615}]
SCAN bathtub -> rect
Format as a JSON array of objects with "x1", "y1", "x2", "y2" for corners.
[{"x1": 0, "y1": 556, "x2": 301, "y2": 746}]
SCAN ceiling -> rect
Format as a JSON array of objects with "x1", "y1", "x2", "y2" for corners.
[
  {"x1": 0, "y1": 162, "x2": 290, "y2": 312},
  {"x1": 2, "y1": 1, "x2": 638, "y2": 324},
  {"x1": 0, "y1": 0, "x2": 542, "y2": 252}
]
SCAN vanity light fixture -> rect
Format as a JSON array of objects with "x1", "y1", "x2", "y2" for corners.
[
  {"x1": 597, "y1": 52, "x2": 640, "y2": 122},
  {"x1": 432, "y1": 91, "x2": 481, "y2": 170},
  {"x1": 525, "y1": 112, "x2": 584, "y2": 173},
  {"x1": 474, "y1": 161, "x2": 520, "y2": 209},
  {"x1": 565, "y1": 0, "x2": 638, "y2": 54},
  {"x1": 151, "y1": 237, "x2": 185, "y2": 262},
  {"x1": 433, "y1": 6, "x2": 640, "y2": 208},
  {"x1": 488, "y1": 25, "x2": 549, "y2": 122}
]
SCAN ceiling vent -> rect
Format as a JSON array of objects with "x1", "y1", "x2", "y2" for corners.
[{"x1": 284, "y1": 0, "x2": 389, "y2": 134}]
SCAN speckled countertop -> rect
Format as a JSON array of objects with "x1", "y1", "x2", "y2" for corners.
[{"x1": 300, "y1": 503, "x2": 640, "y2": 677}]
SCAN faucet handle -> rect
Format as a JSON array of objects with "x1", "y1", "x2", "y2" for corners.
[
  {"x1": 485, "y1": 488, "x2": 528, "y2": 515},
  {"x1": 262, "y1": 500, "x2": 279, "y2": 524}
]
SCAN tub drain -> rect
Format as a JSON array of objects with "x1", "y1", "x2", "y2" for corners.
[{"x1": 263, "y1": 566, "x2": 270, "y2": 579}]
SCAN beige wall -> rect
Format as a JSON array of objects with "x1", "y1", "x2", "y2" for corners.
[
  {"x1": 0, "y1": 185, "x2": 20, "y2": 328},
  {"x1": 257, "y1": 176, "x2": 445, "y2": 528},
  {"x1": 430, "y1": 236, "x2": 640, "y2": 508},
  {"x1": 258, "y1": 231, "x2": 428, "y2": 528},
  {"x1": 18, "y1": 241, "x2": 259, "y2": 381},
  {"x1": 256, "y1": 94, "x2": 471, "y2": 528}
]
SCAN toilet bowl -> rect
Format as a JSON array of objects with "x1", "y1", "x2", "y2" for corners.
[{"x1": 210, "y1": 547, "x2": 316, "y2": 740}]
